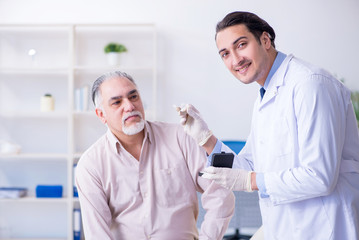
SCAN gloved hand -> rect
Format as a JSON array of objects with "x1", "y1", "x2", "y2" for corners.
[
  {"x1": 201, "y1": 166, "x2": 253, "y2": 192},
  {"x1": 250, "y1": 225, "x2": 264, "y2": 240},
  {"x1": 174, "y1": 104, "x2": 213, "y2": 146}
]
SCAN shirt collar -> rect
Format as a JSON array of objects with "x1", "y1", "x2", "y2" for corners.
[
  {"x1": 263, "y1": 51, "x2": 287, "y2": 90},
  {"x1": 106, "y1": 121, "x2": 152, "y2": 154}
]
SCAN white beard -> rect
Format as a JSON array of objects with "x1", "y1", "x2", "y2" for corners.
[{"x1": 122, "y1": 111, "x2": 145, "y2": 135}]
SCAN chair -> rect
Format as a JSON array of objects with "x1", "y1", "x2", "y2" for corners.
[
  {"x1": 223, "y1": 191, "x2": 262, "y2": 240},
  {"x1": 196, "y1": 140, "x2": 262, "y2": 240}
]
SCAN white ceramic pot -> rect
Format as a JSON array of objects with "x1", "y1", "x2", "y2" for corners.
[
  {"x1": 41, "y1": 94, "x2": 55, "y2": 112},
  {"x1": 107, "y1": 52, "x2": 120, "y2": 66}
]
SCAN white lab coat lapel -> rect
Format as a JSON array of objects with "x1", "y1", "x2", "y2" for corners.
[{"x1": 258, "y1": 54, "x2": 294, "y2": 110}]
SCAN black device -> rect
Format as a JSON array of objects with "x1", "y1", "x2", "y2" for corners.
[
  {"x1": 211, "y1": 151, "x2": 234, "y2": 168},
  {"x1": 199, "y1": 152, "x2": 234, "y2": 176}
]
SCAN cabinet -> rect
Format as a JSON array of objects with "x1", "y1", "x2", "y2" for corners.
[{"x1": 0, "y1": 24, "x2": 157, "y2": 239}]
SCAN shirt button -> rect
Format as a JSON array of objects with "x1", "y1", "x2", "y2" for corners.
[
  {"x1": 167, "y1": 170, "x2": 171, "y2": 174},
  {"x1": 140, "y1": 171, "x2": 144, "y2": 175},
  {"x1": 147, "y1": 235, "x2": 151, "y2": 239}
]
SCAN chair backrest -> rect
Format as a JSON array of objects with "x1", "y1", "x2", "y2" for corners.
[
  {"x1": 196, "y1": 140, "x2": 262, "y2": 230},
  {"x1": 222, "y1": 140, "x2": 246, "y2": 154}
]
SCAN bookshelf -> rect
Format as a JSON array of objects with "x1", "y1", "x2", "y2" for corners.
[{"x1": 0, "y1": 24, "x2": 157, "y2": 239}]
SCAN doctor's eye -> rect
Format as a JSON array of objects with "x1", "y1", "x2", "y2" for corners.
[
  {"x1": 238, "y1": 42, "x2": 247, "y2": 49},
  {"x1": 220, "y1": 51, "x2": 229, "y2": 59}
]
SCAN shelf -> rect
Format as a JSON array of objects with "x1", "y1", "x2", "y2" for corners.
[
  {"x1": 0, "y1": 24, "x2": 71, "y2": 31},
  {"x1": 0, "y1": 111, "x2": 68, "y2": 118},
  {"x1": 0, "y1": 68, "x2": 69, "y2": 74},
  {"x1": 74, "y1": 65, "x2": 153, "y2": 72},
  {"x1": 0, "y1": 238, "x2": 66, "y2": 240},
  {"x1": 0, "y1": 153, "x2": 68, "y2": 160},
  {"x1": 73, "y1": 110, "x2": 95, "y2": 116},
  {"x1": 0, "y1": 23, "x2": 156, "y2": 240},
  {"x1": 0, "y1": 197, "x2": 69, "y2": 203}
]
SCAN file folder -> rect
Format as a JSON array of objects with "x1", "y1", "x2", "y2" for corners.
[
  {"x1": 73, "y1": 164, "x2": 78, "y2": 197},
  {"x1": 73, "y1": 208, "x2": 82, "y2": 240}
]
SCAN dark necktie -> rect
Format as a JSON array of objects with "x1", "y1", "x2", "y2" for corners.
[{"x1": 260, "y1": 87, "x2": 266, "y2": 99}]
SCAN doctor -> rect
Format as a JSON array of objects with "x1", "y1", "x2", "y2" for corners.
[{"x1": 176, "y1": 11, "x2": 359, "y2": 239}]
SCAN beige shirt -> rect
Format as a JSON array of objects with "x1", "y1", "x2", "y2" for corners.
[{"x1": 76, "y1": 121, "x2": 234, "y2": 240}]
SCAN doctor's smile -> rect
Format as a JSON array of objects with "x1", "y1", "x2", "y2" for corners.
[{"x1": 235, "y1": 62, "x2": 251, "y2": 74}]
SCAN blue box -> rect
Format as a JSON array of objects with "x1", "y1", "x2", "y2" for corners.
[
  {"x1": 36, "y1": 185, "x2": 63, "y2": 198},
  {"x1": 73, "y1": 186, "x2": 78, "y2": 197}
]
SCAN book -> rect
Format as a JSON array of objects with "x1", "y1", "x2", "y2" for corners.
[
  {"x1": 73, "y1": 208, "x2": 82, "y2": 240},
  {"x1": 73, "y1": 163, "x2": 78, "y2": 197},
  {"x1": 74, "y1": 85, "x2": 89, "y2": 112},
  {"x1": 0, "y1": 187, "x2": 27, "y2": 198}
]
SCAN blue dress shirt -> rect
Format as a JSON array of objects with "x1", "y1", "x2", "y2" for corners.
[{"x1": 256, "y1": 51, "x2": 286, "y2": 197}]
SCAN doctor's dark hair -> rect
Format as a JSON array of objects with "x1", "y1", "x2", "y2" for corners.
[
  {"x1": 215, "y1": 11, "x2": 276, "y2": 48},
  {"x1": 92, "y1": 71, "x2": 136, "y2": 108}
]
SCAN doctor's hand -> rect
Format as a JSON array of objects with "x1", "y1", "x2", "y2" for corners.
[
  {"x1": 174, "y1": 104, "x2": 212, "y2": 146},
  {"x1": 201, "y1": 166, "x2": 253, "y2": 192}
]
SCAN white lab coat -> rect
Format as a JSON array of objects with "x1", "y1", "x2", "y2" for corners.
[{"x1": 224, "y1": 55, "x2": 359, "y2": 239}]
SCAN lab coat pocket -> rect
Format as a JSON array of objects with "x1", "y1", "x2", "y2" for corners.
[
  {"x1": 154, "y1": 163, "x2": 194, "y2": 207},
  {"x1": 271, "y1": 117, "x2": 292, "y2": 157},
  {"x1": 288, "y1": 197, "x2": 332, "y2": 239}
]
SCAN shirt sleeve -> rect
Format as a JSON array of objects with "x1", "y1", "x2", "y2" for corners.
[
  {"x1": 181, "y1": 132, "x2": 235, "y2": 240},
  {"x1": 75, "y1": 155, "x2": 114, "y2": 240},
  {"x1": 198, "y1": 179, "x2": 235, "y2": 240},
  {"x1": 256, "y1": 173, "x2": 269, "y2": 198}
]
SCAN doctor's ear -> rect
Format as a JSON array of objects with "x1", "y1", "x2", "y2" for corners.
[{"x1": 261, "y1": 32, "x2": 272, "y2": 49}]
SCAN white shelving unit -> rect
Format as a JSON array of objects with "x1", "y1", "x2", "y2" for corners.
[{"x1": 0, "y1": 24, "x2": 157, "y2": 240}]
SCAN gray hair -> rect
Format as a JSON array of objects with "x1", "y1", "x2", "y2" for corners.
[{"x1": 92, "y1": 71, "x2": 136, "y2": 108}]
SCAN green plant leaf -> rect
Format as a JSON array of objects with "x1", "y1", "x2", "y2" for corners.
[
  {"x1": 351, "y1": 91, "x2": 359, "y2": 126},
  {"x1": 104, "y1": 42, "x2": 127, "y2": 53}
]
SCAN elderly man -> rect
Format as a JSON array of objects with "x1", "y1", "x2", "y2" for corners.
[{"x1": 75, "y1": 71, "x2": 235, "y2": 240}]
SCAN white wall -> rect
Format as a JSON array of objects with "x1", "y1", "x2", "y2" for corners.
[{"x1": 1, "y1": 0, "x2": 358, "y2": 141}]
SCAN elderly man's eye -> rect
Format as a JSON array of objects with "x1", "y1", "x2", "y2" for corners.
[{"x1": 130, "y1": 94, "x2": 139, "y2": 101}]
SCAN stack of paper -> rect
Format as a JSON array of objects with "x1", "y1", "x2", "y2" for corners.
[{"x1": 0, "y1": 187, "x2": 27, "y2": 198}]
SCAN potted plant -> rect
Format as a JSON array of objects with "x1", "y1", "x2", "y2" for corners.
[
  {"x1": 104, "y1": 42, "x2": 127, "y2": 66},
  {"x1": 339, "y1": 77, "x2": 359, "y2": 127},
  {"x1": 351, "y1": 91, "x2": 359, "y2": 127}
]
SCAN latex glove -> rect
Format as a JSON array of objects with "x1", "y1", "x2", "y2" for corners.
[
  {"x1": 174, "y1": 104, "x2": 212, "y2": 146},
  {"x1": 201, "y1": 166, "x2": 253, "y2": 192},
  {"x1": 250, "y1": 225, "x2": 264, "y2": 240}
]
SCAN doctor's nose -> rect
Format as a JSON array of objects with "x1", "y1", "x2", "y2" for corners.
[{"x1": 232, "y1": 51, "x2": 244, "y2": 66}]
